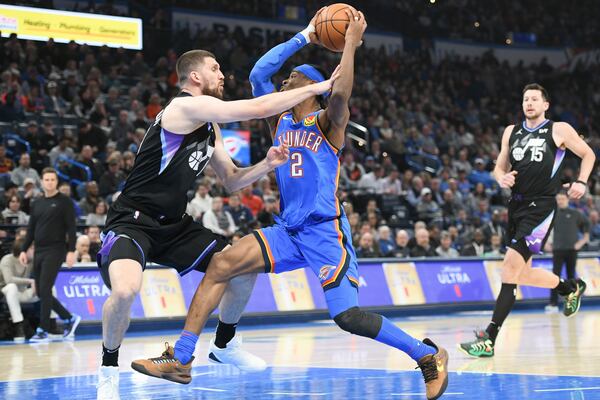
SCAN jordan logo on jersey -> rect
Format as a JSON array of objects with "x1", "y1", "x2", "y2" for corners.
[{"x1": 512, "y1": 138, "x2": 545, "y2": 162}]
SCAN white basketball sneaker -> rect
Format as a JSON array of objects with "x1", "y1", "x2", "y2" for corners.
[
  {"x1": 97, "y1": 366, "x2": 120, "y2": 400},
  {"x1": 208, "y1": 336, "x2": 267, "y2": 372}
]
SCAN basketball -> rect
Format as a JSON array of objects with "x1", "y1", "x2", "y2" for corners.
[{"x1": 315, "y1": 3, "x2": 357, "y2": 52}]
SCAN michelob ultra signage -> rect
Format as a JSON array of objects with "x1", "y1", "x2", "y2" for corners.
[{"x1": 0, "y1": 4, "x2": 142, "y2": 49}]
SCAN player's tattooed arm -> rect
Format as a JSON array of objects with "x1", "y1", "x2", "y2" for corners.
[
  {"x1": 554, "y1": 122, "x2": 595, "y2": 199},
  {"x1": 320, "y1": 9, "x2": 367, "y2": 150},
  {"x1": 494, "y1": 125, "x2": 517, "y2": 188}
]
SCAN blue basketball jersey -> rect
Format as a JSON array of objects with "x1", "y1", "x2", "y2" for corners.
[{"x1": 273, "y1": 111, "x2": 341, "y2": 230}]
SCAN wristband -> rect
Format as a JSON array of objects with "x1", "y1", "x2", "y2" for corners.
[
  {"x1": 298, "y1": 25, "x2": 316, "y2": 44},
  {"x1": 575, "y1": 180, "x2": 587, "y2": 186}
]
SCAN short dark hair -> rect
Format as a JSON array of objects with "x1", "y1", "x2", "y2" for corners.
[
  {"x1": 41, "y1": 167, "x2": 58, "y2": 178},
  {"x1": 176, "y1": 50, "x2": 216, "y2": 85},
  {"x1": 523, "y1": 83, "x2": 550, "y2": 102}
]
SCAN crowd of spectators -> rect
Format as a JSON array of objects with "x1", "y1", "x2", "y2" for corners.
[{"x1": 0, "y1": 3, "x2": 599, "y2": 261}]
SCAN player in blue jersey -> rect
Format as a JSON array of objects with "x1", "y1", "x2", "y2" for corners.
[{"x1": 134, "y1": 8, "x2": 448, "y2": 399}]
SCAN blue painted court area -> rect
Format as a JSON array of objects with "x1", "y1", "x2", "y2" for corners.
[{"x1": 2, "y1": 365, "x2": 599, "y2": 400}]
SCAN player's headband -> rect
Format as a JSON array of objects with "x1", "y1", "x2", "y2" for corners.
[{"x1": 293, "y1": 64, "x2": 329, "y2": 98}]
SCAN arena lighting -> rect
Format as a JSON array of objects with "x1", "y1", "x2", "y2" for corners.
[
  {"x1": 506, "y1": 38, "x2": 513, "y2": 45},
  {"x1": 474, "y1": 21, "x2": 480, "y2": 28},
  {"x1": 0, "y1": 4, "x2": 142, "y2": 49},
  {"x1": 346, "y1": 120, "x2": 368, "y2": 147}
]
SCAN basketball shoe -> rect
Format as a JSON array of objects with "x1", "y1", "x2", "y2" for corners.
[
  {"x1": 64, "y1": 314, "x2": 82, "y2": 339},
  {"x1": 416, "y1": 338, "x2": 449, "y2": 400},
  {"x1": 458, "y1": 330, "x2": 494, "y2": 358},
  {"x1": 131, "y1": 343, "x2": 193, "y2": 384},
  {"x1": 97, "y1": 366, "x2": 119, "y2": 400},
  {"x1": 208, "y1": 336, "x2": 267, "y2": 372},
  {"x1": 563, "y1": 278, "x2": 586, "y2": 318}
]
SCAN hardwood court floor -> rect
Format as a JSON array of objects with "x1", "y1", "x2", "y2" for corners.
[{"x1": 1, "y1": 308, "x2": 599, "y2": 399}]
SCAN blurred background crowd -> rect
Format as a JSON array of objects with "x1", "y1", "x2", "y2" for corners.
[{"x1": 0, "y1": 0, "x2": 598, "y2": 263}]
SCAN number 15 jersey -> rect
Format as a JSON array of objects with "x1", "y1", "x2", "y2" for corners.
[
  {"x1": 509, "y1": 119, "x2": 565, "y2": 198},
  {"x1": 273, "y1": 111, "x2": 342, "y2": 230}
]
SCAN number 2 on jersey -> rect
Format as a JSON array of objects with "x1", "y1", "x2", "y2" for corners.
[{"x1": 290, "y1": 152, "x2": 304, "y2": 177}]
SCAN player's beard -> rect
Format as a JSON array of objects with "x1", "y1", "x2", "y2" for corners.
[
  {"x1": 525, "y1": 109, "x2": 543, "y2": 121},
  {"x1": 202, "y1": 80, "x2": 224, "y2": 99}
]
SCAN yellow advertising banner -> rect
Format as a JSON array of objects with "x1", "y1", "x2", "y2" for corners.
[
  {"x1": 140, "y1": 269, "x2": 187, "y2": 318},
  {"x1": 483, "y1": 260, "x2": 524, "y2": 300},
  {"x1": 576, "y1": 257, "x2": 600, "y2": 296},
  {"x1": 269, "y1": 270, "x2": 315, "y2": 311},
  {"x1": 0, "y1": 4, "x2": 142, "y2": 49},
  {"x1": 382, "y1": 262, "x2": 425, "y2": 305}
]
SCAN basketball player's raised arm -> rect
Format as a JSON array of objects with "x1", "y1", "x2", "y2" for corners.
[
  {"x1": 209, "y1": 124, "x2": 289, "y2": 192},
  {"x1": 162, "y1": 73, "x2": 339, "y2": 134},
  {"x1": 554, "y1": 122, "x2": 596, "y2": 199},
  {"x1": 320, "y1": 9, "x2": 367, "y2": 149},
  {"x1": 494, "y1": 125, "x2": 517, "y2": 189}
]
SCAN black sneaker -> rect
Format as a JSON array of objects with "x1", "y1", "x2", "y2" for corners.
[
  {"x1": 30, "y1": 328, "x2": 50, "y2": 343},
  {"x1": 13, "y1": 322, "x2": 25, "y2": 343},
  {"x1": 563, "y1": 279, "x2": 586, "y2": 318}
]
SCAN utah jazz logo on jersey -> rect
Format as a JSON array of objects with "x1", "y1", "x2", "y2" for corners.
[
  {"x1": 187, "y1": 138, "x2": 214, "y2": 175},
  {"x1": 512, "y1": 138, "x2": 546, "y2": 162}
]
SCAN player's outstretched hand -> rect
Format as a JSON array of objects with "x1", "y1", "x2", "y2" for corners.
[
  {"x1": 564, "y1": 181, "x2": 586, "y2": 199},
  {"x1": 344, "y1": 9, "x2": 367, "y2": 47},
  {"x1": 308, "y1": 7, "x2": 327, "y2": 45},
  {"x1": 498, "y1": 170, "x2": 517, "y2": 188},
  {"x1": 267, "y1": 142, "x2": 290, "y2": 169},
  {"x1": 311, "y1": 65, "x2": 341, "y2": 95}
]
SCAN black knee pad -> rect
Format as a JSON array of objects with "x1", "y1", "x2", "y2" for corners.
[
  {"x1": 333, "y1": 306, "x2": 383, "y2": 339},
  {"x1": 508, "y1": 238, "x2": 532, "y2": 262}
]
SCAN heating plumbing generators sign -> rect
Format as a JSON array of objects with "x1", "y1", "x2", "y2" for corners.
[{"x1": 0, "y1": 4, "x2": 142, "y2": 49}]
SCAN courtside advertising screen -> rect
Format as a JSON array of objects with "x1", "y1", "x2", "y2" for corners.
[{"x1": 0, "y1": 4, "x2": 142, "y2": 49}]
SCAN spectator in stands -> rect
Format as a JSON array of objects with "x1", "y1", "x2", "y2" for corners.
[
  {"x1": 482, "y1": 209, "x2": 506, "y2": 242},
  {"x1": 460, "y1": 228, "x2": 488, "y2": 256},
  {"x1": 379, "y1": 165, "x2": 402, "y2": 195},
  {"x1": 406, "y1": 176, "x2": 424, "y2": 207},
  {"x1": 75, "y1": 145, "x2": 104, "y2": 182},
  {"x1": 11, "y1": 153, "x2": 40, "y2": 188},
  {"x1": 473, "y1": 199, "x2": 492, "y2": 224},
  {"x1": 377, "y1": 225, "x2": 396, "y2": 256},
  {"x1": 58, "y1": 182, "x2": 83, "y2": 218},
  {"x1": 240, "y1": 186, "x2": 263, "y2": 217},
  {"x1": 441, "y1": 189, "x2": 461, "y2": 227},
  {"x1": 110, "y1": 109, "x2": 134, "y2": 142},
  {"x1": 75, "y1": 235, "x2": 92, "y2": 263},
  {"x1": 202, "y1": 197, "x2": 237, "y2": 238},
  {"x1": 484, "y1": 234, "x2": 504, "y2": 257},
  {"x1": 25, "y1": 121, "x2": 48, "y2": 173},
  {"x1": 589, "y1": 210, "x2": 600, "y2": 246},
  {"x1": 86, "y1": 225, "x2": 101, "y2": 262},
  {"x1": 2, "y1": 195, "x2": 29, "y2": 225},
  {"x1": 0, "y1": 144, "x2": 14, "y2": 174},
  {"x1": 225, "y1": 193, "x2": 254, "y2": 232},
  {"x1": 436, "y1": 231, "x2": 459, "y2": 258},
  {"x1": 0, "y1": 239, "x2": 36, "y2": 342},
  {"x1": 187, "y1": 183, "x2": 212, "y2": 221},
  {"x1": 357, "y1": 164, "x2": 384, "y2": 193},
  {"x1": 340, "y1": 152, "x2": 365, "y2": 189},
  {"x1": 49, "y1": 136, "x2": 76, "y2": 166},
  {"x1": 417, "y1": 188, "x2": 442, "y2": 224},
  {"x1": 77, "y1": 121, "x2": 107, "y2": 156},
  {"x1": 43, "y1": 81, "x2": 66, "y2": 116},
  {"x1": 145, "y1": 93, "x2": 163, "y2": 120},
  {"x1": 468, "y1": 158, "x2": 495, "y2": 189},
  {"x1": 79, "y1": 181, "x2": 100, "y2": 215},
  {"x1": 393, "y1": 229, "x2": 410, "y2": 258},
  {"x1": 86, "y1": 200, "x2": 108, "y2": 226},
  {"x1": 410, "y1": 228, "x2": 437, "y2": 257},
  {"x1": 356, "y1": 232, "x2": 381, "y2": 258},
  {"x1": 257, "y1": 196, "x2": 278, "y2": 228},
  {"x1": 98, "y1": 159, "x2": 125, "y2": 198},
  {"x1": 430, "y1": 178, "x2": 444, "y2": 205}
]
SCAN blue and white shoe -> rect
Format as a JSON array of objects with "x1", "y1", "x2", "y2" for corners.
[
  {"x1": 64, "y1": 314, "x2": 82, "y2": 339},
  {"x1": 30, "y1": 328, "x2": 51, "y2": 343},
  {"x1": 208, "y1": 336, "x2": 267, "y2": 372}
]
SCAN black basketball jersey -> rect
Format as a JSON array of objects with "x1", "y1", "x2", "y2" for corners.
[
  {"x1": 508, "y1": 119, "x2": 565, "y2": 198},
  {"x1": 118, "y1": 92, "x2": 215, "y2": 221}
]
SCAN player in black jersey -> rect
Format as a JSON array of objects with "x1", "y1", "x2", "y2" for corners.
[
  {"x1": 459, "y1": 83, "x2": 596, "y2": 358},
  {"x1": 96, "y1": 49, "x2": 339, "y2": 399}
]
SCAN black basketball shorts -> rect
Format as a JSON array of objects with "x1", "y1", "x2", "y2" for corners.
[
  {"x1": 506, "y1": 196, "x2": 556, "y2": 262},
  {"x1": 97, "y1": 201, "x2": 228, "y2": 288}
]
